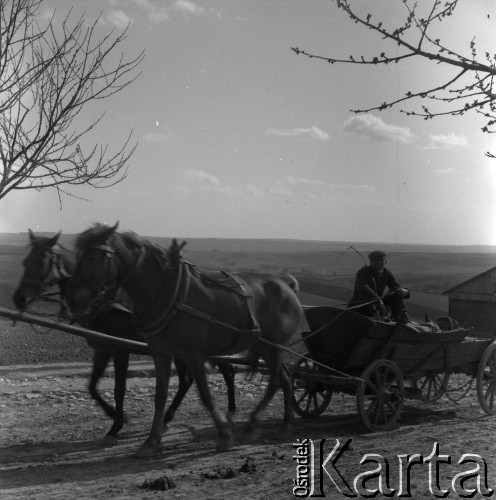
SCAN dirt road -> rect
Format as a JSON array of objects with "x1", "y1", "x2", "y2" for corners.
[{"x1": 1, "y1": 363, "x2": 496, "y2": 499}]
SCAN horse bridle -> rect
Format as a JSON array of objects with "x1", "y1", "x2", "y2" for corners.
[
  {"x1": 69, "y1": 240, "x2": 184, "y2": 322},
  {"x1": 69, "y1": 242, "x2": 153, "y2": 300},
  {"x1": 69, "y1": 244, "x2": 122, "y2": 297},
  {"x1": 21, "y1": 245, "x2": 70, "y2": 293}
]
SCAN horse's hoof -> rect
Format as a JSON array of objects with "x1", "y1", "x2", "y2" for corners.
[
  {"x1": 100, "y1": 435, "x2": 119, "y2": 447},
  {"x1": 224, "y1": 414, "x2": 235, "y2": 430},
  {"x1": 133, "y1": 444, "x2": 157, "y2": 458},
  {"x1": 240, "y1": 424, "x2": 260, "y2": 444},
  {"x1": 276, "y1": 426, "x2": 292, "y2": 441},
  {"x1": 216, "y1": 434, "x2": 234, "y2": 452}
]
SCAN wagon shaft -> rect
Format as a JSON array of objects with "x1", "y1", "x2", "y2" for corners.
[{"x1": 0, "y1": 305, "x2": 150, "y2": 353}]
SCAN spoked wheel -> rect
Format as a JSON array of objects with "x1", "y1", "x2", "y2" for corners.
[
  {"x1": 292, "y1": 354, "x2": 332, "y2": 418},
  {"x1": 357, "y1": 359, "x2": 404, "y2": 432},
  {"x1": 408, "y1": 371, "x2": 450, "y2": 403},
  {"x1": 477, "y1": 342, "x2": 496, "y2": 415}
]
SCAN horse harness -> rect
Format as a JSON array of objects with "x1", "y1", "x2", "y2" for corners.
[
  {"x1": 72, "y1": 242, "x2": 262, "y2": 343},
  {"x1": 180, "y1": 264, "x2": 261, "y2": 331},
  {"x1": 22, "y1": 244, "x2": 72, "y2": 290},
  {"x1": 49, "y1": 245, "x2": 72, "y2": 281},
  {"x1": 134, "y1": 259, "x2": 262, "y2": 341}
]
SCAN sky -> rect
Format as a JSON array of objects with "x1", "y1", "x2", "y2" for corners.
[{"x1": 1, "y1": 0, "x2": 496, "y2": 246}]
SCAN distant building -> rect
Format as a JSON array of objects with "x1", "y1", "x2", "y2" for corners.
[{"x1": 444, "y1": 266, "x2": 496, "y2": 334}]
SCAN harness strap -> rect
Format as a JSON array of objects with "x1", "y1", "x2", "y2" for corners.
[
  {"x1": 174, "y1": 302, "x2": 259, "y2": 336},
  {"x1": 184, "y1": 265, "x2": 261, "y2": 333},
  {"x1": 135, "y1": 261, "x2": 185, "y2": 338},
  {"x1": 137, "y1": 261, "x2": 262, "y2": 342},
  {"x1": 221, "y1": 271, "x2": 261, "y2": 333},
  {"x1": 51, "y1": 245, "x2": 71, "y2": 280}
]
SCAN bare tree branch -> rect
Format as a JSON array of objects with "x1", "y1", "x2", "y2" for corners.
[
  {"x1": 291, "y1": 0, "x2": 496, "y2": 156},
  {"x1": 0, "y1": 0, "x2": 144, "y2": 200}
]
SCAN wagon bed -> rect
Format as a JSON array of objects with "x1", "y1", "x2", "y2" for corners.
[
  {"x1": 302, "y1": 306, "x2": 487, "y2": 375},
  {"x1": 290, "y1": 306, "x2": 496, "y2": 432}
]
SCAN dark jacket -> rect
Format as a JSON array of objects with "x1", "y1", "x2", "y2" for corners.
[{"x1": 348, "y1": 265, "x2": 401, "y2": 307}]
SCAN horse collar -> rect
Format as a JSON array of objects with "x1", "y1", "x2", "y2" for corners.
[
  {"x1": 134, "y1": 259, "x2": 186, "y2": 337},
  {"x1": 51, "y1": 245, "x2": 71, "y2": 280}
]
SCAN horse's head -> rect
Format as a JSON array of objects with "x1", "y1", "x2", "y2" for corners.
[
  {"x1": 65, "y1": 222, "x2": 125, "y2": 318},
  {"x1": 12, "y1": 229, "x2": 72, "y2": 310}
]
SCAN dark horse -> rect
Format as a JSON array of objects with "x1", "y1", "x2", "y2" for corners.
[
  {"x1": 12, "y1": 230, "x2": 236, "y2": 443},
  {"x1": 65, "y1": 223, "x2": 304, "y2": 456}
]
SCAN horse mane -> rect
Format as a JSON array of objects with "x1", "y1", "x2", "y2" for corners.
[
  {"x1": 75, "y1": 223, "x2": 171, "y2": 264},
  {"x1": 75, "y1": 223, "x2": 112, "y2": 250},
  {"x1": 121, "y1": 232, "x2": 179, "y2": 268}
]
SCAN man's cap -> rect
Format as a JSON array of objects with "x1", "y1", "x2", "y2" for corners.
[{"x1": 369, "y1": 250, "x2": 387, "y2": 260}]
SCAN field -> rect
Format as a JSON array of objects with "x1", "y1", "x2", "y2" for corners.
[
  {"x1": 1, "y1": 232, "x2": 495, "y2": 366},
  {"x1": 1, "y1": 232, "x2": 496, "y2": 499}
]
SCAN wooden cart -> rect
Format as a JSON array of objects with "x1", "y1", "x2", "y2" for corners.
[{"x1": 290, "y1": 306, "x2": 496, "y2": 432}]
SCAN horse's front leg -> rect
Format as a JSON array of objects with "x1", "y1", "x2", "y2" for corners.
[
  {"x1": 164, "y1": 358, "x2": 194, "y2": 426},
  {"x1": 187, "y1": 357, "x2": 233, "y2": 452},
  {"x1": 134, "y1": 353, "x2": 171, "y2": 458},
  {"x1": 101, "y1": 349, "x2": 130, "y2": 445},
  {"x1": 88, "y1": 348, "x2": 114, "y2": 419},
  {"x1": 217, "y1": 362, "x2": 236, "y2": 422},
  {"x1": 245, "y1": 350, "x2": 293, "y2": 441}
]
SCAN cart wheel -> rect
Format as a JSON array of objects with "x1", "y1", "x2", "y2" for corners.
[
  {"x1": 477, "y1": 342, "x2": 496, "y2": 415},
  {"x1": 409, "y1": 372, "x2": 450, "y2": 403},
  {"x1": 292, "y1": 355, "x2": 332, "y2": 418},
  {"x1": 357, "y1": 359, "x2": 404, "y2": 432}
]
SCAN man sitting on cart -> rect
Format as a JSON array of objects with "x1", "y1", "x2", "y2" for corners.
[{"x1": 348, "y1": 250, "x2": 410, "y2": 324}]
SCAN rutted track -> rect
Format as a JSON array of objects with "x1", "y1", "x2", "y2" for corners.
[{"x1": 1, "y1": 364, "x2": 496, "y2": 499}]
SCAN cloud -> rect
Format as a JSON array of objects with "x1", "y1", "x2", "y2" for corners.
[
  {"x1": 173, "y1": 1, "x2": 204, "y2": 15},
  {"x1": 343, "y1": 114, "x2": 416, "y2": 144},
  {"x1": 39, "y1": 7, "x2": 55, "y2": 21},
  {"x1": 144, "y1": 132, "x2": 171, "y2": 144},
  {"x1": 181, "y1": 171, "x2": 374, "y2": 200},
  {"x1": 185, "y1": 169, "x2": 220, "y2": 186},
  {"x1": 183, "y1": 170, "x2": 293, "y2": 197},
  {"x1": 99, "y1": 10, "x2": 133, "y2": 28},
  {"x1": 125, "y1": 0, "x2": 204, "y2": 23},
  {"x1": 422, "y1": 132, "x2": 468, "y2": 150},
  {"x1": 330, "y1": 183, "x2": 376, "y2": 193},
  {"x1": 284, "y1": 176, "x2": 375, "y2": 194},
  {"x1": 184, "y1": 169, "x2": 235, "y2": 194},
  {"x1": 266, "y1": 126, "x2": 330, "y2": 141},
  {"x1": 284, "y1": 175, "x2": 375, "y2": 193},
  {"x1": 432, "y1": 167, "x2": 455, "y2": 175},
  {"x1": 286, "y1": 176, "x2": 327, "y2": 186},
  {"x1": 245, "y1": 184, "x2": 293, "y2": 197}
]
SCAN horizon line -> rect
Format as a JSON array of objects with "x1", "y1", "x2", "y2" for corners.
[{"x1": 1, "y1": 231, "x2": 495, "y2": 250}]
